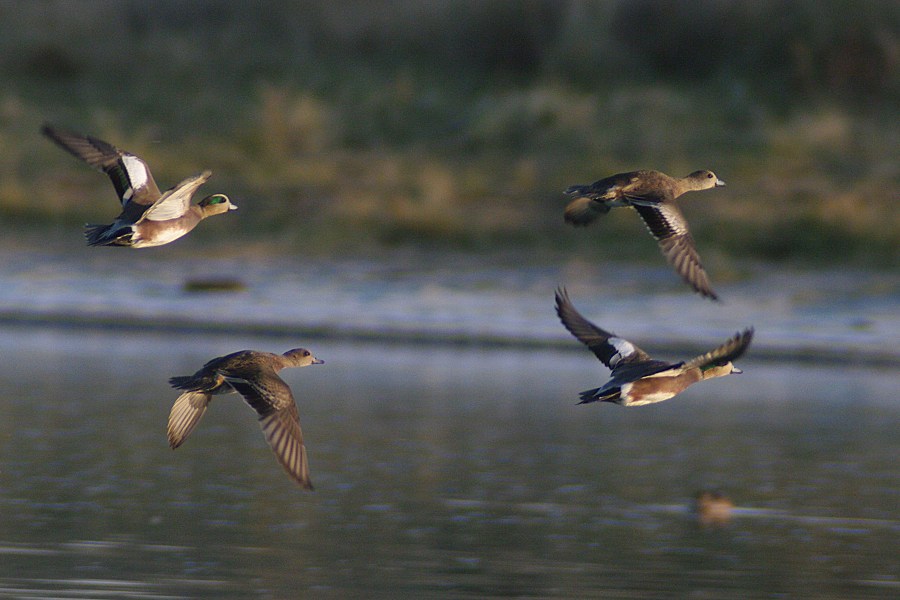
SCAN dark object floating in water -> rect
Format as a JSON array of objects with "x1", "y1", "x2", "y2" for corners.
[
  {"x1": 182, "y1": 277, "x2": 247, "y2": 293},
  {"x1": 694, "y1": 490, "x2": 734, "y2": 527}
]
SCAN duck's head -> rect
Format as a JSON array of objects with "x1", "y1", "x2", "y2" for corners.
[
  {"x1": 686, "y1": 170, "x2": 726, "y2": 190},
  {"x1": 282, "y1": 348, "x2": 325, "y2": 367},
  {"x1": 199, "y1": 193, "x2": 238, "y2": 215}
]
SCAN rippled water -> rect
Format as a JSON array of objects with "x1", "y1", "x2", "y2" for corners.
[{"x1": 0, "y1": 327, "x2": 897, "y2": 599}]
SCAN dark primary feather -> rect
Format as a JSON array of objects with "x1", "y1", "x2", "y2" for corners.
[
  {"x1": 42, "y1": 124, "x2": 162, "y2": 206},
  {"x1": 42, "y1": 124, "x2": 123, "y2": 171}
]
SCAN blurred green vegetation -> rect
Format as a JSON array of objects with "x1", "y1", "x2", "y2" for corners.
[{"x1": 0, "y1": 0, "x2": 897, "y2": 267}]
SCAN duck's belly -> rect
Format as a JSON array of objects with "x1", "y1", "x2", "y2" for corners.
[
  {"x1": 620, "y1": 371, "x2": 699, "y2": 406},
  {"x1": 132, "y1": 222, "x2": 194, "y2": 247},
  {"x1": 619, "y1": 384, "x2": 677, "y2": 406}
]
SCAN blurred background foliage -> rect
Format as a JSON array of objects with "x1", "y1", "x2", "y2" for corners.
[{"x1": 0, "y1": 0, "x2": 897, "y2": 266}]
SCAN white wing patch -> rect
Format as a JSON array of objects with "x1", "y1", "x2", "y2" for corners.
[
  {"x1": 608, "y1": 337, "x2": 636, "y2": 367},
  {"x1": 122, "y1": 155, "x2": 149, "y2": 193}
]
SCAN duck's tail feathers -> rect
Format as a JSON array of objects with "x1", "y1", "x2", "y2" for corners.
[
  {"x1": 564, "y1": 184, "x2": 591, "y2": 196},
  {"x1": 84, "y1": 223, "x2": 132, "y2": 246},
  {"x1": 84, "y1": 223, "x2": 111, "y2": 246},
  {"x1": 577, "y1": 387, "x2": 619, "y2": 404},
  {"x1": 169, "y1": 375, "x2": 203, "y2": 391}
]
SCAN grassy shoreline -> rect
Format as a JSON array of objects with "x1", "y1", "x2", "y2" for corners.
[{"x1": 0, "y1": 1, "x2": 896, "y2": 267}]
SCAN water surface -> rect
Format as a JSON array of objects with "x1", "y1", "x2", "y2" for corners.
[{"x1": 0, "y1": 328, "x2": 897, "y2": 598}]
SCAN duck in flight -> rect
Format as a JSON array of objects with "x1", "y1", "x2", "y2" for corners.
[
  {"x1": 42, "y1": 124, "x2": 237, "y2": 248},
  {"x1": 555, "y1": 287, "x2": 752, "y2": 406},
  {"x1": 564, "y1": 169, "x2": 725, "y2": 300},
  {"x1": 167, "y1": 348, "x2": 324, "y2": 489}
]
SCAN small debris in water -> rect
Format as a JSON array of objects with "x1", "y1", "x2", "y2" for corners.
[{"x1": 182, "y1": 278, "x2": 247, "y2": 293}]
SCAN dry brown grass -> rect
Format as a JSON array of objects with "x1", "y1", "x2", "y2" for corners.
[{"x1": 1, "y1": 1, "x2": 896, "y2": 264}]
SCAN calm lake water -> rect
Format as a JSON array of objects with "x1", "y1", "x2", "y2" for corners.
[{"x1": 0, "y1": 327, "x2": 897, "y2": 599}]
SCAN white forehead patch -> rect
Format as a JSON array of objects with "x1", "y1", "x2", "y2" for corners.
[
  {"x1": 608, "y1": 337, "x2": 636, "y2": 367},
  {"x1": 122, "y1": 155, "x2": 148, "y2": 190}
]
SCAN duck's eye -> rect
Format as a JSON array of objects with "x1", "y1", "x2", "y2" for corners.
[
  {"x1": 301, "y1": 350, "x2": 310, "y2": 356},
  {"x1": 209, "y1": 195, "x2": 226, "y2": 204},
  {"x1": 707, "y1": 173, "x2": 714, "y2": 179}
]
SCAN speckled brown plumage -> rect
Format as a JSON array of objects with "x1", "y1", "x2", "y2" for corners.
[
  {"x1": 564, "y1": 169, "x2": 725, "y2": 300},
  {"x1": 167, "y1": 348, "x2": 324, "y2": 489}
]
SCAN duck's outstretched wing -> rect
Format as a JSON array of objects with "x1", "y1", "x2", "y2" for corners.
[
  {"x1": 142, "y1": 171, "x2": 212, "y2": 221},
  {"x1": 258, "y1": 404, "x2": 313, "y2": 490},
  {"x1": 42, "y1": 124, "x2": 162, "y2": 207},
  {"x1": 555, "y1": 287, "x2": 652, "y2": 369},
  {"x1": 632, "y1": 203, "x2": 718, "y2": 300},
  {"x1": 226, "y1": 374, "x2": 313, "y2": 489},
  {"x1": 682, "y1": 328, "x2": 754, "y2": 371}
]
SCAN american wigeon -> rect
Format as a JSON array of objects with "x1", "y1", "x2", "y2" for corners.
[
  {"x1": 555, "y1": 287, "x2": 752, "y2": 406},
  {"x1": 167, "y1": 348, "x2": 324, "y2": 489},
  {"x1": 564, "y1": 169, "x2": 725, "y2": 300},
  {"x1": 42, "y1": 124, "x2": 237, "y2": 248}
]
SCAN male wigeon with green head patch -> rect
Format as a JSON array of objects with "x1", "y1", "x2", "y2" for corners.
[{"x1": 43, "y1": 124, "x2": 237, "y2": 248}]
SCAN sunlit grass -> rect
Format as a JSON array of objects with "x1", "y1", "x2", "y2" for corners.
[{"x1": 1, "y1": 1, "x2": 896, "y2": 266}]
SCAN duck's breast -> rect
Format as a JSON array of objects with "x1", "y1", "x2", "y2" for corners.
[{"x1": 133, "y1": 213, "x2": 201, "y2": 247}]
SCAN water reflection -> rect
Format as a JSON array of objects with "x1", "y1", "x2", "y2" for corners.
[{"x1": 0, "y1": 327, "x2": 897, "y2": 598}]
